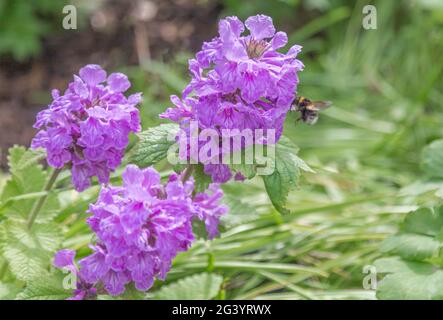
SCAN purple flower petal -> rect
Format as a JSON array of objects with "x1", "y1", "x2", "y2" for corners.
[
  {"x1": 53, "y1": 249, "x2": 76, "y2": 269},
  {"x1": 245, "y1": 15, "x2": 276, "y2": 40},
  {"x1": 79, "y1": 64, "x2": 107, "y2": 86},
  {"x1": 271, "y1": 31, "x2": 288, "y2": 49},
  {"x1": 108, "y1": 73, "x2": 131, "y2": 93}
]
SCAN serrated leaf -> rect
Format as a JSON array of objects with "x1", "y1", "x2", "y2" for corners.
[
  {"x1": 221, "y1": 193, "x2": 259, "y2": 227},
  {"x1": 4, "y1": 221, "x2": 62, "y2": 281},
  {"x1": 8, "y1": 146, "x2": 45, "y2": 178},
  {"x1": 375, "y1": 257, "x2": 443, "y2": 300},
  {"x1": 377, "y1": 204, "x2": 443, "y2": 300},
  {"x1": 4, "y1": 241, "x2": 50, "y2": 281},
  {"x1": 374, "y1": 256, "x2": 434, "y2": 274},
  {"x1": 421, "y1": 139, "x2": 443, "y2": 179},
  {"x1": 16, "y1": 273, "x2": 71, "y2": 300},
  {"x1": 153, "y1": 273, "x2": 223, "y2": 300},
  {"x1": 262, "y1": 136, "x2": 312, "y2": 214},
  {"x1": 130, "y1": 124, "x2": 180, "y2": 167},
  {"x1": 380, "y1": 233, "x2": 440, "y2": 260},
  {"x1": 1, "y1": 147, "x2": 60, "y2": 222},
  {"x1": 403, "y1": 206, "x2": 443, "y2": 237}
]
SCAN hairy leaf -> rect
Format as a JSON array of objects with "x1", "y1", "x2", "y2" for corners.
[
  {"x1": 221, "y1": 193, "x2": 259, "y2": 227},
  {"x1": 3, "y1": 220, "x2": 62, "y2": 281},
  {"x1": 262, "y1": 136, "x2": 313, "y2": 214},
  {"x1": 16, "y1": 273, "x2": 71, "y2": 300},
  {"x1": 1, "y1": 146, "x2": 59, "y2": 223},
  {"x1": 376, "y1": 205, "x2": 443, "y2": 299},
  {"x1": 130, "y1": 124, "x2": 180, "y2": 168},
  {"x1": 153, "y1": 273, "x2": 223, "y2": 300},
  {"x1": 375, "y1": 257, "x2": 443, "y2": 300},
  {"x1": 421, "y1": 139, "x2": 443, "y2": 179}
]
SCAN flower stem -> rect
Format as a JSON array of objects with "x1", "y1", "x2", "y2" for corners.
[
  {"x1": 181, "y1": 165, "x2": 194, "y2": 183},
  {"x1": 26, "y1": 168, "x2": 61, "y2": 229}
]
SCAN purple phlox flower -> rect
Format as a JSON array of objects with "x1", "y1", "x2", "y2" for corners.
[
  {"x1": 59, "y1": 164, "x2": 227, "y2": 297},
  {"x1": 32, "y1": 64, "x2": 142, "y2": 192}
]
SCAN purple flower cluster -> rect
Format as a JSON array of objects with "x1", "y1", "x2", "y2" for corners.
[
  {"x1": 53, "y1": 250, "x2": 97, "y2": 300},
  {"x1": 161, "y1": 15, "x2": 303, "y2": 182},
  {"x1": 32, "y1": 65, "x2": 142, "y2": 191},
  {"x1": 55, "y1": 165, "x2": 227, "y2": 297}
]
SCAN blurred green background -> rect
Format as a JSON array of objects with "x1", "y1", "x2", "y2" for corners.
[{"x1": 1, "y1": 0, "x2": 443, "y2": 299}]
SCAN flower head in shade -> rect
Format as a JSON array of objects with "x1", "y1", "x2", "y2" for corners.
[
  {"x1": 55, "y1": 165, "x2": 227, "y2": 297},
  {"x1": 31, "y1": 64, "x2": 142, "y2": 191},
  {"x1": 161, "y1": 15, "x2": 303, "y2": 183}
]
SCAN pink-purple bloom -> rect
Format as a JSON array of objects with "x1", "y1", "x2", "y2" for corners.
[
  {"x1": 54, "y1": 165, "x2": 227, "y2": 297},
  {"x1": 32, "y1": 64, "x2": 142, "y2": 191},
  {"x1": 53, "y1": 249, "x2": 97, "y2": 300},
  {"x1": 161, "y1": 15, "x2": 303, "y2": 183}
]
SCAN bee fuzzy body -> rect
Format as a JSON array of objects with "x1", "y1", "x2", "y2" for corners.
[{"x1": 293, "y1": 96, "x2": 331, "y2": 125}]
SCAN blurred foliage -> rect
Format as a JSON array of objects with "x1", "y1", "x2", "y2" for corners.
[
  {"x1": 2, "y1": 0, "x2": 443, "y2": 300},
  {"x1": 120, "y1": 0, "x2": 443, "y2": 299},
  {"x1": 0, "y1": 0, "x2": 68, "y2": 60}
]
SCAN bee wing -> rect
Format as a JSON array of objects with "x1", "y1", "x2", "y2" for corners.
[{"x1": 306, "y1": 101, "x2": 332, "y2": 111}]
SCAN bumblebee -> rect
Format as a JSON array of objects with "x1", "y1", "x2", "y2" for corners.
[{"x1": 293, "y1": 96, "x2": 332, "y2": 125}]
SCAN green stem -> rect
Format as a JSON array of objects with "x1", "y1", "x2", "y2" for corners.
[
  {"x1": 26, "y1": 168, "x2": 61, "y2": 229},
  {"x1": 181, "y1": 165, "x2": 194, "y2": 183}
]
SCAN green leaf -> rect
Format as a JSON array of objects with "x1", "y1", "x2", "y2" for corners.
[
  {"x1": 375, "y1": 257, "x2": 443, "y2": 300},
  {"x1": 376, "y1": 205, "x2": 443, "y2": 299},
  {"x1": 192, "y1": 219, "x2": 210, "y2": 240},
  {"x1": 228, "y1": 145, "x2": 257, "y2": 179},
  {"x1": 8, "y1": 146, "x2": 45, "y2": 178},
  {"x1": 262, "y1": 136, "x2": 313, "y2": 214},
  {"x1": 3, "y1": 220, "x2": 62, "y2": 281},
  {"x1": 1, "y1": 146, "x2": 59, "y2": 223},
  {"x1": 0, "y1": 223, "x2": 6, "y2": 253},
  {"x1": 130, "y1": 124, "x2": 180, "y2": 168},
  {"x1": 0, "y1": 283, "x2": 21, "y2": 300},
  {"x1": 379, "y1": 206, "x2": 443, "y2": 261},
  {"x1": 374, "y1": 257, "x2": 434, "y2": 274},
  {"x1": 221, "y1": 193, "x2": 259, "y2": 227},
  {"x1": 421, "y1": 139, "x2": 443, "y2": 179},
  {"x1": 403, "y1": 206, "x2": 443, "y2": 237},
  {"x1": 153, "y1": 273, "x2": 223, "y2": 300},
  {"x1": 229, "y1": 162, "x2": 256, "y2": 180},
  {"x1": 193, "y1": 164, "x2": 212, "y2": 193},
  {"x1": 16, "y1": 273, "x2": 71, "y2": 300},
  {"x1": 380, "y1": 233, "x2": 440, "y2": 260},
  {"x1": 4, "y1": 241, "x2": 49, "y2": 281}
]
